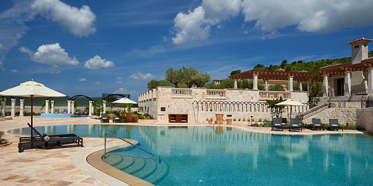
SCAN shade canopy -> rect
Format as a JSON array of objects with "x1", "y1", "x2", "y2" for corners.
[
  {"x1": 0, "y1": 80, "x2": 66, "y2": 97},
  {"x1": 113, "y1": 97, "x2": 137, "y2": 104},
  {"x1": 276, "y1": 99, "x2": 305, "y2": 106}
]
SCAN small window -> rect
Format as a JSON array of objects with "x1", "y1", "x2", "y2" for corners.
[
  {"x1": 161, "y1": 107, "x2": 166, "y2": 111},
  {"x1": 354, "y1": 45, "x2": 359, "y2": 49}
]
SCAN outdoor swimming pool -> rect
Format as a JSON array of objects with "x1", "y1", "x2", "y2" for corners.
[{"x1": 10, "y1": 124, "x2": 373, "y2": 185}]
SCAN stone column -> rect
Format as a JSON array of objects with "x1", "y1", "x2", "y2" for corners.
[
  {"x1": 288, "y1": 76, "x2": 294, "y2": 91},
  {"x1": 89, "y1": 100, "x2": 92, "y2": 116},
  {"x1": 234, "y1": 79, "x2": 238, "y2": 89},
  {"x1": 67, "y1": 100, "x2": 71, "y2": 114},
  {"x1": 344, "y1": 71, "x2": 351, "y2": 96},
  {"x1": 299, "y1": 82, "x2": 303, "y2": 91},
  {"x1": 71, "y1": 100, "x2": 75, "y2": 115},
  {"x1": 323, "y1": 75, "x2": 329, "y2": 97},
  {"x1": 11, "y1": 98, "x2": 16, "y2": 117},
  {"x1": 368, "y1": 68, "x2": 373, "y2": 95},
  {"x1": 253, "y1": 74, "x2": 258, "y2": 90},
  {"x1": 264, "y1": 80, "x2": 268, "y2": 91},
  {"x1": 45, "y1": 100, "x2": 49, "y2": 113},
  {"x1": 20, "y1": 99, "x2": 24, "y2": 116},
  {"x1": 51, "y1": 100, "x2": 54, "y2": 113},
  {"x1": 2, "y1": 98, "x2": 6, "y2": 116},
  {"x1": 103, "y1": 100, "x2": 107, "y2": 113}
]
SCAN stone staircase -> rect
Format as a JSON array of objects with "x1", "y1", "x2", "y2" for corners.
[
  {"x1": 103, "y1": 151, "x2": 169, "y2": 185},
  {"x1": 296, "y1": 103, "x2": 330, "y2": 120}
]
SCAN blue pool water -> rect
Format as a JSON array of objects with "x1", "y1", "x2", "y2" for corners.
[
  {"x1": 35, "y1": 113, "x2": 88, "y2": 118},
  {"x1": 11, "y1": 125, "x2": 373, "y2": 185}
]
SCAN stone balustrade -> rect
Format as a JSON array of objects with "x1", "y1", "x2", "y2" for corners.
[
  {"x1": 259, "y1": 91, "x2": 290, "y2": 101},
  {"x1": 206, "y1": 89, "x2": 226, "y2": 99},
  {"x1": 171, "y1": 88, "x2": 192, "y2": 98}
]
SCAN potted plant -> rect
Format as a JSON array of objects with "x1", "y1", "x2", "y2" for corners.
[
  {"x1": 133, "y1": 114, "x2": 139, "y2": 122},
  {"x1": 126, "y1": 104, "x2": 133, "y2": 122},
  {"x1": 208, "y1": 118, "x2": 213, "y2": 124}
]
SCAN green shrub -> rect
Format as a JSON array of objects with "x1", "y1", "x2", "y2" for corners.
[
  {"x1": 251, "y1": 119, "x2": 254, "y2": 122},
  {"x1": 243, "y1": 119, "x2": 245, "y2": 121},
  {"x1": 264, "y1": 119, "x2": 268, "y2": 122},
  {"x1": 238, "y1": 118, "x2": 241, "y2": 121},
  {"x1": 233, "y1": 118, "x2": 236, "y2": 121},
  {"x1": 263, "y1": 122, "x2": 272, "y2": 127},
  {"x1": 259, "y1": 119, "x2": 262, "y2": 122},
  {"x1": 139, "y1": 115, "x2": 145, "y2": 119},
  {"x1": 252, "y1": 123, "x2": 259, "y2": 126},
  {"x1": 0, "y1": 131, "x2": 3, "y2": 138},
  {"x1": 206, "y1": 118, "x2": 208, "y2": 121}
]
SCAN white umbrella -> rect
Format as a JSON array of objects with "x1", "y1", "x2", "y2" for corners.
[
  {"x1": 0, "y1": 80, "x2": 65, "y2": 137},
  {"x1": 113, "y1": 98, "x2": 137, "y2": 113},
  {"x1": 276, "y1": 99, "x2": 305, "y2": 119}
]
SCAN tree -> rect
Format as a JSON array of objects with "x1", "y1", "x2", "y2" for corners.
[
  {"x1": 285, "y1": 66, "x2": 292, "y2": 72},
  {"x1": 306, "y1": 73, "x2": 323, "y2": 108},
  {"x1": 230, "y1": 70, "x2": 241, "y2": 76},
  {"x1": 280, "y1": 60, "x2": 287, "y2": 69},
  {"x1": 165, "y1": 67, "x2": 183, "y2": 87},
  {"x1": 147, "y1": 79, "x2": 172, "y2": 90},
  {"x1": 266, "y1": 97, "x2": 285, "y2": 118},
  {"x1": 194, "y1": 71, "x2": 211, "y2": 87},
  {"x1": 254, "y1": 64, "x2": 265, "y2": 70},
  {"x1": 106, "y1": 97, "x2": 118, "y2": 112},
  {"x1": 297, "y1": 60, "x2": 303, "y2": 64},
  {"x1": 291, "y1": 61, "x2": 297, "y2": 65},
  {"x1": 219, "y1": 78, "x2": 234, "y2": 89},
  {"x1": 181, "y1": 66, "x2": 198, "y2": 88},
  {"x1": 268, "y1": 84, "x2": 285, "y2": 91}
]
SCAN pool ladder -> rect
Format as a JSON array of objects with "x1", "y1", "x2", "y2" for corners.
[{"x1": 103, "y1": 132, "x2": 161, "y2": 164}]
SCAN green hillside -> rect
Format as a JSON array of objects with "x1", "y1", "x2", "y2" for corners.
[{"x1": 253, "y1": 50, "x2": 373, "y2": 72}]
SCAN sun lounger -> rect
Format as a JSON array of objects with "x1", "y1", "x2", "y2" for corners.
[
  {"x1": 18, "y1": 123, "x2": 83, "y2": 152},
  {"x1": 83, "y1": 109, "x2": 89, "y2": 115},
  {"x1": 289, "y1": 118, "x2": 302, "y2": 132},
  {"x1": 312, "y1": 118, "x2": 324, "y2": 130},
  {"x1": 329, "y1": 119, "x2": 343, "y2": 131},
  {"x1": 74, "y1": 109, "x2": 81, "y2": 115},
  {"x1": 113, "y1": 114, "x2": 121, "y2": 123},
  {"x1": 272, "y1": 118, "x2": 283, "y2": 131},
  {"x1": 54, "y1": 109, "x2": 59, "y2": 113},
  {"x1": 63, "y1": 109, "x2": 67, "y2": 113},
  {"x1": 101, "y1": 113, "x2": 109, "y2": 123}
]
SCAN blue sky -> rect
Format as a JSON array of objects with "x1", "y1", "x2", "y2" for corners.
[{"x1": 1, "y1": 0, "x2": 373, "y2": 101}]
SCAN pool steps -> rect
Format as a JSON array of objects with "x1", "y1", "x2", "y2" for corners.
[{"x1": 104, "y1": 152, "x2": 169, "y2": 184}]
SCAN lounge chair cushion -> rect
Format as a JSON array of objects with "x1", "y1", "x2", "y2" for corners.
[
  {"x1": 332, "y1": 124, "x2": 338, "y2": 126},
  {"x1": 44, "y1": 136, "x2": 50, "y2": 141},
  {"x1": 275, "y1": 124, "x2": 281, "y2": 126}
]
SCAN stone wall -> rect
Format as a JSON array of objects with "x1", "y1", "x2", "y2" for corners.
[
  {"x1": 303, "y1": 108, "x2": 358, "y2": 125},
  {"x1": 356, "y1": 108, "x2": 373, "y2": 134},
  {"x1": 139, "y1": 87, "x2": 309, "y2": 124},
  {"x1": 1, "y1": 106, "x2": 136, "y2": 114}
]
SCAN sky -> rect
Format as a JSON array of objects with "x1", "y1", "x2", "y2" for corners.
[{"x1": 0, "y1": 0, "x2": 373, "y2": 101}]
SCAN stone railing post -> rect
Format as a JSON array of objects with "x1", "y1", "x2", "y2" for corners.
[
  {"x1": 323, "y1": 74, "x2": 329, "y2": 97},
  {"x1": 67, "y1": 100, "x2": 71, "y2": 114},
  {"x1": 11, "y1": 98, "x2": 16, "y2": 117},
  {"x1": 253, "y1": 74, "x2": 258, "y2": 90},
  {"x1": 288, "y1": 76, "x2": 294, "y2": 91},
  {"x1": 45, "y1": 100, "x2": 49, "y2": 113},
  {"x1": 51, "y1": 100, "x2": 54, "y2": 113},
  {"x1": 89, "y1": 100, "x2": 92, "y2": 116},
  {"x1": 234, "y1": 79, "x2": 237, "y2": 89},
  {"x1": 71, "y1": 100, "x2": 75, "y2": 115}
]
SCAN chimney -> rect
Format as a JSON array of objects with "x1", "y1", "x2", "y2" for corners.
[{"x1": 347, "y1": 37, "x2": 372, "y2": 64}]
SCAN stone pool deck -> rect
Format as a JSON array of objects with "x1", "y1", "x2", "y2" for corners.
[{"x1": 0, "y1": 116, "x2": 366, "y2": 186}]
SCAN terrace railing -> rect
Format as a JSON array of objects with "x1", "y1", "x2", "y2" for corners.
[
  {"x1": 171, "y1": 88, "x2": 192, "y2": 98},
  {"x1": 259, "y1": 91, "x2": 290, "y2": 101},
  {"x1": 206, "y1": 89, "x2": 226, "y2": 99}
]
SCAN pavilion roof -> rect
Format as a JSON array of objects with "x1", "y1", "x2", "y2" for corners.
[
  {"x1": 318, "y1": 57, "x2": 373, "y2": 74},
  {"x1": 229, "y1": 70, "x2": 316, "y2": 82}
]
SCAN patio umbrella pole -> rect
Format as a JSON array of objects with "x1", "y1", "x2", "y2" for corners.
[{"x1": 31, "y1": 95, "x2": 33, "y2": 138}]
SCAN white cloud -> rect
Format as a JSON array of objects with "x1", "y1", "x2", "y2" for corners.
[
  {"x1": 79, "y1": 78, "x2": 87, "y2": 81},
  {"x1": 116, "y1": 81, "x2": 122, "y2": 84},
  {"x1": 93, "y1": 81, "x2": 100, "y2": 84},
  {"x1": 129, "y1": 72, "x2": 155, "y2": 81},
  {"x1": 117, "y1": 77, "x2": 122, "y2": 80},
  {"x1": 50, "y1": 70, "x2": 62, "y2": 74},
  {"x1": 19, "y1": 43, "x2": 79, "y2": 67},
  {"x1": 11, "y1": 69, "x2": 18, "y2": 73},
  {"x1": 0, "y1": 43, "x2": 5, "y2": 51},
  {"x1": 114, "y1": 88, "x2": 137, "y2": 95},
  {"x1": 84, "y1": 55, "x2": 114, "y2": 70},
  {"x1": 172, "y1": 0, "x2": 373, "y2": 44},
  {"x1": 261, "y1": 30, "x2": 279, "y2": 40},
  {"x1": 31, "y1": 0, "x2": 96, "y2": 37}
]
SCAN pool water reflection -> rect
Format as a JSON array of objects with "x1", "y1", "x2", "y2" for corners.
[{"x1": 10, "y1": 125, "x2": 373, "y2": 185}]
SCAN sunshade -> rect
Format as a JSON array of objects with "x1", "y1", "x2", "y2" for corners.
[
  {"x1": 276, "y1": 99, "x2": 305, "y2": 120},
  {"x1": 113, "y1": 98, "x2": 137, "y2": 113},
  {"x1": 0, "y1": 80, "x2": 66, "y2": 137}
]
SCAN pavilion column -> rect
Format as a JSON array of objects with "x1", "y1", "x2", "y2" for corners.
[
  {"x1": 253, "y1": 74, "x2": 258, "y2": 90},
  {"x1": 67, "y1": 100, "x2": 71, "y2": 114},
  {"x1": 2, "y1": 98, "x2": 6, "y2": 116},
  {"x1": 11, "y1": 98, "x2": 16, "y2": 117},
  {"x1": 344, "y1": 71, "x2": 351, "y2": 96},
  {"x1": 264, "y1": 80, "x2": 268, "y2": 91},
  {"x1": 71, "y1": 100, "x2": 75, "y2": 115},
  {"x1": 368, "y1": 68, "x2": 373, "y2": 95},
  {"x1": 103, "y1": 100, "x2": 107, "y2": 113},
  {"x1": 323, "y1": 75, "x2": 329, "y2": 97},
  {"x1": 288, "y1": 76, "x2": 294, "y2": 91},
  {"x1": 20, "y1": 99, "x2": 24, "y2": 116},
  {"x1": 89, "y1": 100, "x2": 92, "y2": 116},
  {"x1": 51, "y1": 100, "x2": 54, "y2": 113},
  {"x1": 299, "y1": 82, "x2": 303, "y2": 91},
  {"x1": 234, "y1": 79, "x2": 238, "y2": 89},
  {"x1": 45, "y1": 100, "x2": 49, "y2": 113}
]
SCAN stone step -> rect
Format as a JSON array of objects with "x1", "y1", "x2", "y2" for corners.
[
  {"x1": 144, "y1": 160, "x2": 169, "y2": 185},
  {"x1": 102, "y1": 154, "x2": 122, "y2": 166},
  {"x1": 132, "y1": 159, "x2": 157, "y2": 179},
  {"x1": 121, "y1": 157, "x2": 146, "y2": 174},
  {"x1": 113, "y1": 156, "x2": 135, "y2": 170}
]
